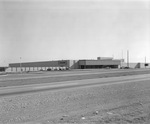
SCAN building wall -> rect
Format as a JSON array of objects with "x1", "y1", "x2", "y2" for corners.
[
  {"x1": 78, "y1": 60, "x2": 86, "y2": 65},
  {"x1": 6, "y1": 67, "x2": 49, "y2": 72},
  {"x1": 78, "y1": 60, "x2": 121, "y2": 69},
  {"x1": 9, "y1": 60, "x2": 70, "y2": 68},
  {"x1": 9, "y1": 60, "x2": 70, "y2": 72},
  {"x1": 122, "y1": 62, "x2": 150, "y2": 68},
  {"x1": 80, "y1": 60, "x2": 121, "y2": 66},
  {"x1": 69, "y1": 60, "x2": 79, "y2": 69}
]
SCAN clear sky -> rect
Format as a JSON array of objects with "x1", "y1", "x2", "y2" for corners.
[{"x1": 0, "y1": 0, "x2": 149, "y2": 66}]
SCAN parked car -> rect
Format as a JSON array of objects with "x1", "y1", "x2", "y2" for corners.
[
  {"x1": 124, "y1": 67, "x2": 130, "y2": 69},
  {"x1": 120, "y1": 66, "x2": 125, "y2": 69},
  {"x1": 47, "y1": 68, "x2": 51, "y2": 71},
  {"x1": 40, "y1": 69, "x2": 44, "y2": 71},
  {"x1": 120, "y1": 66, "x2": 130, "y2": 69},
  {"x1": 105, "y1": 67, "x2": 111, "y2": 69}
]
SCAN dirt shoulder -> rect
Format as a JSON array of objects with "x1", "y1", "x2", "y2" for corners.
[
  {"x1": 39, "y1": 80, "x2": 150, "y2": 124},
  {"x1": 1, "y1": 77, "x2": 150, "y2": 124},
  {"x1": 49, "y1": 101, "x2": 150, "y2": 124}
]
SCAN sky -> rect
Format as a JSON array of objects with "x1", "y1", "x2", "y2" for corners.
[{"x1": 0, "y1": 0, "x2": 149, "y2": 66}]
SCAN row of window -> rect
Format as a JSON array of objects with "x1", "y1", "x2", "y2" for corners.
[{"x1": 80, "y1": 65, "x2": 118, "y2": 69}]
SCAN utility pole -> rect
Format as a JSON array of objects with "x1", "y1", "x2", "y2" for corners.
[
  {"x1": 145, "y1": 56, "x2": 146, "y2": 68},
  {"x1": 127, "y1": 50, "x2": 129, "y2": 68},
  {"x1": 20, "y1": 57, "x2": 22, "y2": 72},
  {"x1": 121, "y1": 50, "x2": 123, "y2": 68},
  {"x1": 122, "y1": 50, "x2": 123, "y2": 60}
]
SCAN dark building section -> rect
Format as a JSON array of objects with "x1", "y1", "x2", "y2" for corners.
[
  {"x1": 78, "y1": 59, "x2": 121, "y2": 69},
  {"x1": 135, "y1": 63, "x2": 141, "y2": 68},
  {"x1": 0, "y1": 67, "x2": 8, "y2": 72},
  {"x1": 9, "y1": 60, "x2": 69, "y2": 68}
]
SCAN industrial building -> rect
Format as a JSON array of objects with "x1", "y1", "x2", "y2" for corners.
[
  {"x1": 8, "y1": 57, "x2": 121, "y2": 72},
  {"x1": 8, "y1": 57, "x2": 150, "y2": 72},
  {"x1": 9, "y1": 60, "x2": 71, "y2": 72}
]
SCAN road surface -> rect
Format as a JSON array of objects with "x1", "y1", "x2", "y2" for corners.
[
  {"x1": 0, "y1": 73, "x2": 150, "y2": 96},
  {"x1": 0, "y1": 69, "x2": 150, "y2": 87}
]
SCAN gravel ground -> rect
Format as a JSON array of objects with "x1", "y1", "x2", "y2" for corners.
[{"x1": 0, "y1": 77, "x2": 150, "y2": 124}]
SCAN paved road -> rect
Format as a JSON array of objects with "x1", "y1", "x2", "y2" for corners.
[
  {"x1": 0, "y1": 69, "x2": 149, "y2": 81},
  {"x1": 0, "y1": 73, "x2": 150, "y2": 96},
  {"x1": 0, "y1": 69, "x2": 150, "y2": 88}
]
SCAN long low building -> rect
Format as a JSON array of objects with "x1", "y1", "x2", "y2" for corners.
[
  {"x1": 8, "y1": 58, "x2": 150, "y2": 72},
  {"x1": 8, "y1": 57, "x2": 122, "y2": 72},
  {"x1": 9, "y1": 60, "x2": 71, "y2": 72}
]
